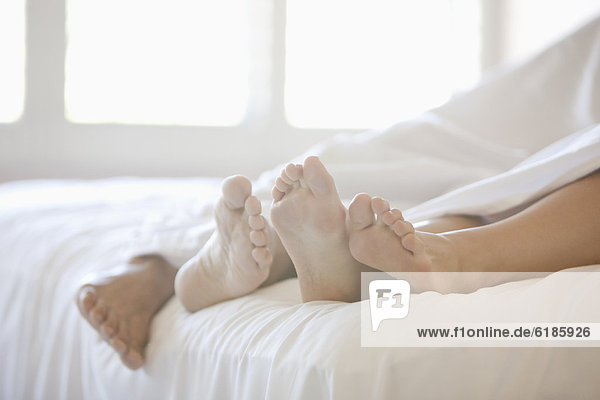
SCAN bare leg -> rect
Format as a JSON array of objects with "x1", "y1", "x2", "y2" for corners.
[
  {"x1": 348, "y1": 170, "x2": 600, "y2": 273},
  {"x1": 76, "y1": 175, "x2": 295, "y2": 370},
  {"x1": 75, "y1": 255, "x2": 176, "y2": 370}
]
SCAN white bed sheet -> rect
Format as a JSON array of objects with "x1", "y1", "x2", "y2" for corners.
[{"x1": 1, "y1": 178, "x2": 600, "y2": 400}]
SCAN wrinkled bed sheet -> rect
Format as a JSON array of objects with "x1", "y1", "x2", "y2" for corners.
[
  {"x1": 2, "y1": 15, "x2": 600, "y2": 400},
  {"x1": 1, "y1": 178, "x2": 600, "y2": 399}
]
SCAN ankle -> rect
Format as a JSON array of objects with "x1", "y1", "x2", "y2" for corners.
[{"x1": 433, "y1": 232, "x2": 464, "y2": 272}]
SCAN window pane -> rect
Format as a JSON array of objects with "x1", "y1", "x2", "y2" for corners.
[
  {"x1": 285, "y1": 0, "x2": 480, "y2": 129},
  {"x1": 66, "y1": 0, "x2": 249, "y2": 126},
  {"x1": 0, "y1": 0, "x2": 25, "y2": 123}
]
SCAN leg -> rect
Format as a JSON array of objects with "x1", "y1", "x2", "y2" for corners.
[
  {"x1": 348, "y1": 170, "x2": 600, "y2": 273},
  {"x1": 76, "y1": 254, "x2": 176, "y2": 370},
  {"x1": 450, "y1": 169, "x2": 600, "y2": 272},
  {"x1": 76, "y1": 175, "x2": 295, "y2": 369}
]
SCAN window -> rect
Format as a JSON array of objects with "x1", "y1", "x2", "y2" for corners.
[
  {"x1": 0, "y1": 0, "x2": 25, "y2": 123},
  {"x1": 5, "y1": 0, "x2": 597, "y2": 180},
  {"x1": 64, "y1": 0, "x2": 481, "y2": 129},
  {"x1": 285, "y1": 0, "x2": 481, "y2": 129},
  {"x1": 504, "y1": 0, "x2": 600, "y2": 64},
  {"x1": 65, "y1": 0, "x2": 249, "y2": 126}
]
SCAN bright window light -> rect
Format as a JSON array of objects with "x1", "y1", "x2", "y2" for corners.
[
  {"x1": 285, "y1": 0, "x2": 480, "y2": 129},
  {"x1": 505, "y1": 0, "x2": 600, "y2": 64},
  {"x1": 65, "y1": 0, "x2": 249, "y2": 126},
  {"x1": 0, "y1": 0, "x2": 25, "y2": 123}
]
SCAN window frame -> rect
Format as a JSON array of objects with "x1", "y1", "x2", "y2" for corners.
[{"x1": 0, "y1": 0, "x2": 494, "y2": 181}]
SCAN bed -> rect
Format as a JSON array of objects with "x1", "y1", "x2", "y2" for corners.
[{"x1": 2, "y1": 15, "x2": 600, "y2": 400}]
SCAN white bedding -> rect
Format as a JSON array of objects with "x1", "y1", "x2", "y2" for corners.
[
  {"x1": 2, "y1": 15, "x2": 600, "y2": 400},
  {"x1": 1, "y1": 178, "x2": 600, "y2": 399}
]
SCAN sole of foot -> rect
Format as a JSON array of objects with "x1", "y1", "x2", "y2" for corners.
[
  {"x1": 270, "y1": 156, "x2": 363, "y2": 302},
  {"x1": 175, "y1": 175, "x2": 288, "y2": 312},
  {"x1": 348, "y1": 193, "x2": 459, "y2": 275},
  {"x1": 75, "y1": 255, "x2": 176, "y2": 370}
]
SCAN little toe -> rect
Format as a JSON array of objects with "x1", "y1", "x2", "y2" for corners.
[
  {"x1": 250, "y1": 230, "x2": 268, "y2": 247},
  {"x1": 222, "y1": 175, "x2": 252, "y2": 209},
  {"x1": 252, "y1": 247, "x2": 273, "y2": 269},
  {"x1": 121, "y1": 349, "x2": 144, "y2": 370},
  {"x1": 244, "y1": 195, "x2": 262, "y2": 216},
  {"x1": 392, "y1": 220, "x2": 415, "y2": 237},
  {"x1": 401, "y1": 233, "x2": 423, "y2": 254},
  {"x1": 303, "y1": 156, "x2": 336, "y2": 197},
  {"x1": 248, "y1": 215, "x2": 266, "y2": 230},
  {"x1": 122, "y1": 340, "x2": 145, "y2": 370},
  {"x1": 348, "y1": 193, "x2": 375, "y2": 230}
]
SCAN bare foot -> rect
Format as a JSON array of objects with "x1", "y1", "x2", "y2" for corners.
[
  {"x1": 175, "y1": 175, "x2": 291, "y2": 312},
  {"x1": 347, "y1": 193, "x2": 459, "y2": 273},
  {"x1": 270, "y1": 156, "x2": 364, "y2": 302},
  {"x1": 75, "y1": 255, "x2": 176, "y2": 370}
]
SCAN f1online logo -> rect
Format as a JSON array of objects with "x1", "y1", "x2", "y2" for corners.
[{"x1": 369, "y1": 280, "x2": 411, "y2": 331}]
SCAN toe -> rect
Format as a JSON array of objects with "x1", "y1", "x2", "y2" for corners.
[
  {"x1": 272, "y1": 187, "x2": 284, "y2": 202},
  {"x1": 279, "y1": 169, "x2": 294, "y2": 185},
  {"x1": 392, "y1": 220, "x2": 415, "y2": 237},
  {"x1": 244, "y1": 195, "x2": 261, "y2": 216},
  {"x1": 285, "y1": 163, "x2": 302, "y2": 181},
  {"x1": 121, "y1": 349, "x2": 144, "y2": 370},
  {"x1": 371, "y1": 197, "x2": 390, "y2": 225},
  {"x1": 275, "y1": 177, "x2": 291, "y2": 193},
  {"x1": 303, "y1": 156, "x2": 336, "y2": 197},
  {"x1": 348, "y1": 193, "x2": 375, "y2": 230},
  {"x1": 222, "y1": 175, "x2": 252, "y2": 209},
  {"x1": 77, "y1": 285, "x2": 97, "y2": 314},
  {"x1": 382, "y1": 209, "x2": 403, "y2": 226},
  {"x1": 250, "y1": 230, "x2": 268, "y2": 247},
  {"x1": 110, "y1": 337, "x2": 128, "y2": 356},
  {"x1": 121, "y1": 339, "x2": 145, "y2": 370},
  {"x1": 248, "y1": 215, "x2": 266, "y2": 230},
  {"x1": 90, "y1": 302, "x2": 108, "y2": 327},
  {"x1": 252, "y1": 247, "x2": 273, "y2": 269},
  {"x1": 401, "y1": 233, "x2": 423, "y2": 254},
  {"x1": 100, "y1": 310, "x2": 119, "y2": 339}
]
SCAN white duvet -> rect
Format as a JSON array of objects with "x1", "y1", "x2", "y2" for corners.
[{"x1": 1, "y1": 16, "x2": 600, "y2": 400}]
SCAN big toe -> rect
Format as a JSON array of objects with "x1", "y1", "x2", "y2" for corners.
[
  {"x1": 303, "y1": 156, "x2": 336, "y2": 197},
  {"x1": 76, "y1": 285, "x2": 97, "y2": 314},
  {"x1": 348, "y1": 193, "x2": 375, "y2": 230},
  {"x1": 222, "y1": 175, "x2": 252, "y2": 209}
]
